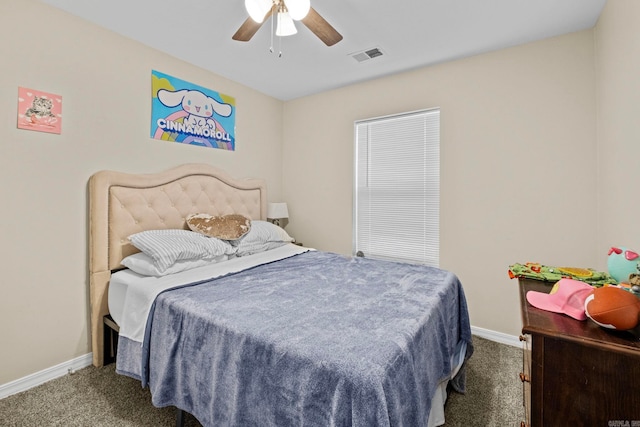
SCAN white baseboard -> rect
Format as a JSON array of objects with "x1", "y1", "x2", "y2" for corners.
[
  {"x1": 471, "y1": 326, "x2": 521, "y2": 347},
  {"x1": 0, "y1": 353, "x2": 93, "y2": 400}
]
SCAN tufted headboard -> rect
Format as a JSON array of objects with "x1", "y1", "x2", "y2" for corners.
[{"x1": 88, "y1": 163, "x2": 267, "y2": 367}]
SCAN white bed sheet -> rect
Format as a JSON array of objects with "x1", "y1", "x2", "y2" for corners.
[
  {"x1": 109, "y1": 243, "x2": 311, "y2": 343},
  {"x1": 428, "y1": 339, "x2": 468, "y2": 427}
]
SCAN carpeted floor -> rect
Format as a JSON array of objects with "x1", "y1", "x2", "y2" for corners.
[
  {"x1": 0, "y1": 336, "x2": 524, "y2": 426},
  {"x1": 444, "y1": 336, "x2": 524, "y2": 426}
]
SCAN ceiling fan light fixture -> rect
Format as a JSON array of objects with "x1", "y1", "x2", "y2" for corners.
[
  {"x1": 233, "y1": 0, "x2": 342, "y2": 47},
  {"x1": 276, "y1": 11, "x2": 297, "y2": 36},
  {"x1": 283, "y1": 0, "x2": 310, "y2": 21},
  {"x1": 245, "y1": 0, "x2": 272, "y2": 23}
]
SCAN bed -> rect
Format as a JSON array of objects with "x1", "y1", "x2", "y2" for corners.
[{"x1": 88, "y1": 163, "x2": 473, "y2": 427}]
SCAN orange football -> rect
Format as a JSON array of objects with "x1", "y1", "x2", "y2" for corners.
[{"x1": 584, "y1": 286, "x2": 640, "y2": 330}]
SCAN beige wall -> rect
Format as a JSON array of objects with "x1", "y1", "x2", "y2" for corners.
[
  {"x1": 4, "y1": 0, "x2": 638, "y2": 388},
  {"x1": 595, "y1": 0, "x2": 640, "y2": 263},
  {"x1": 283, "y1": 30, "x2": 599, "y2": 337},
  {"x1": 0, "y1": 0, "x2": 284, "y2": 384}
]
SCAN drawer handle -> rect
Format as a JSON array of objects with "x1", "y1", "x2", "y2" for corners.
[
  {"x1": 519, "y1": 372, "x2": 530, "y2": 382},
  {"x1": 519, "y1": 335, "x2": 527, "y2": 342}
]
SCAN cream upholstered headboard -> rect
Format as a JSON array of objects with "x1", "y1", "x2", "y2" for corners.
[{"x1": 88, "y1": 163, "x2": 267, "y2": 367}]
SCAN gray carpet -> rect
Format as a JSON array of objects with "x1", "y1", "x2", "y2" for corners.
[{"x1": 0, "y1": 336, "x2": 523, "y2": 426}]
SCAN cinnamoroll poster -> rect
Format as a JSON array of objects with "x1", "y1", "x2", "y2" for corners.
[{"x1": 151, "y1": 70, "x2": 236, "y2": 150}]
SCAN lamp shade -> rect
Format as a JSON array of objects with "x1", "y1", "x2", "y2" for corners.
[
  {"x1": 276, "y1": 12, "x2": 297, "y2": 36},
  {"x1": 267, "y1": 202, "x2": 289, "y2": 219},
  {"x1": 245, "y1": 0, "x2": 272, "y2": 23},
  {"x1": 284, "y1": 0, "x2": 310, "y2": 21}
]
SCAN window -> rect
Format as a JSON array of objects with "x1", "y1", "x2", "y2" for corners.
[{"x1": 354, "y1": 108, "x2": 440, "y2": 266}]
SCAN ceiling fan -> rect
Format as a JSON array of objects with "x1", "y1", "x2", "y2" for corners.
[{"x1": 232, "y1": 0, "x2": 343, "y2": 47}]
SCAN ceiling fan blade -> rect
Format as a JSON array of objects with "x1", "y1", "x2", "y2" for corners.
[
  {"x1": 301, "y1": 7, "x2": 343, "y2": 46},
  {"x1": 232, "y1": 8, "x2": 274, "y2": 42}
]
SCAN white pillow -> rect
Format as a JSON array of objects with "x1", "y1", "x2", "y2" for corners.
[
  {"x1": 121, "y1": 252, "x2": 227, "y2": 277},
  {"x1": 235, "y1": 220, "x2": 294, "y2": 256},
  {"x1": 128, "y1": 229, "x2": 235, "y2": 272}
]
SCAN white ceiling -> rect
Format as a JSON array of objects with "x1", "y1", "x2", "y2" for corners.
[{"x1": 40, "y1": 0, "x2": 607, "y2": 101}]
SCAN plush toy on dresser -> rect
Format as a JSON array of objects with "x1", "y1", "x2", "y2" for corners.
[
  {"x1": 607, "y1": 246, "x2": 639, "y2": 283},
  {"x1": 629, "y1": 271, "x2": 640, "y2": 294},
  {"x1": 585, "y1": 247, "x2": 640, "y2": 332},
  {"x1": 585, "y1": 286, "x2": 640, "y2": 330}
]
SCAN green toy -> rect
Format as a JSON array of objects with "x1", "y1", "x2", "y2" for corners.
[{"x1": 508, "y1": 262, "x2": 616, "y2": 287}]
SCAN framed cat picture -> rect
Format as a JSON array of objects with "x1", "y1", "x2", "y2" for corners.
[{"x1": 17, "y1": 87, "x2": 62, "y2": 134}]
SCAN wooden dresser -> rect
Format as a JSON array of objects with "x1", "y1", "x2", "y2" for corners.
[{"x1": 518, "y1": 278, "x2": 640, "y2": 427}]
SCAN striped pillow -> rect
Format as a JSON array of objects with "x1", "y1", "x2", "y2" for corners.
[
  {"x1": 235, "y1": 220, "x2": 294, "y2": 256},
  {"x1": 128, "y1": 229, "x2": 235, "y2": 272}
]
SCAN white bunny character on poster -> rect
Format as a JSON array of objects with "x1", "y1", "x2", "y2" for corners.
[{"x1": 157, "y1": 89, "x2": 232, "y2": 131}]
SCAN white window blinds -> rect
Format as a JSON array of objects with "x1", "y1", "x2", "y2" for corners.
[{"x1": 354, "y1": 108, "x2": 440, "y2": 266}]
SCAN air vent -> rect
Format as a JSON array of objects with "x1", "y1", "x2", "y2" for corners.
[{"x1": 350, "y1": 47, "x2": 384, "y2": 63}]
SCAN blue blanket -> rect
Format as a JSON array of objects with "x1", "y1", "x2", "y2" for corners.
[{"x1": 117, "y1": 251, "x2": 473, "y2": 426}]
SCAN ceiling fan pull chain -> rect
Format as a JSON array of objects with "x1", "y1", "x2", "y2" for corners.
[{"x1": 278, "y1": 36, "x2": 283, "y2": 58}]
